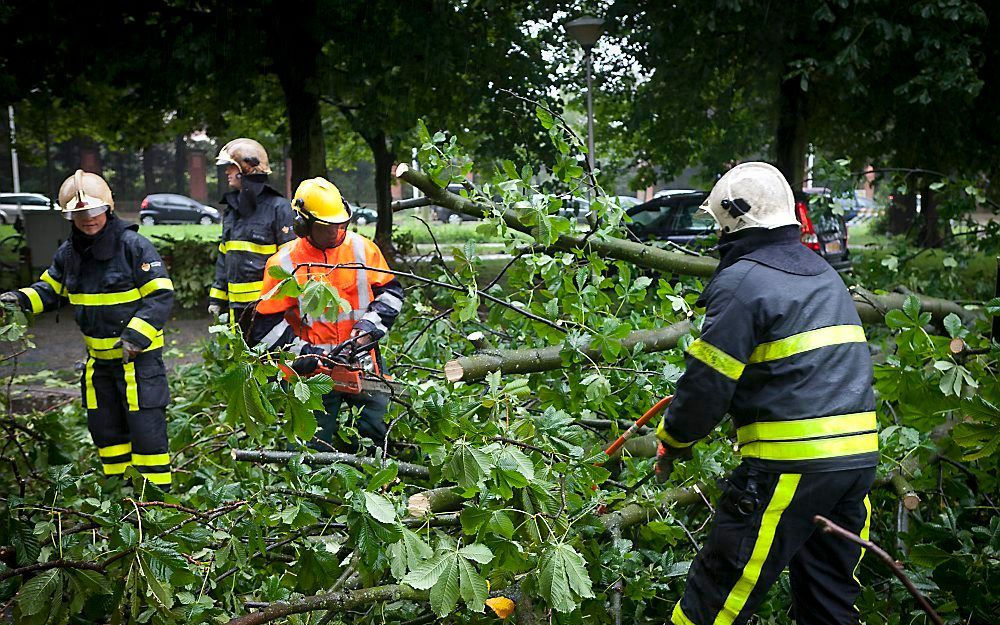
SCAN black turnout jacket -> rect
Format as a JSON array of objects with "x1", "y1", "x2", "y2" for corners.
[
  {"x1": 15, "y1": 215, "x2": 175, "y2": 361},
  {"x1": 209, "y1": 175, "x2": 295, "y2": 309},
  {"x1": 657, "y1": 226, "x2": 877, "y2": 472}
]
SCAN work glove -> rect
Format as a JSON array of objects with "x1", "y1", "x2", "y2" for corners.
[
  {"x1": 290, "y1": 344, "x2": 327, "y2": 376},
  {"x1": 655, "y1": 442, "x2": 693, "y2": 483},
  {"x1": 114, "y1": 338, "x2": 143, "y2": 364},
  {"x1": 207, "y1": 303, "x2": 222, "y2": 317},
  {"x1": 0, "y1": 292, "x2": 20, "y2": 305}
]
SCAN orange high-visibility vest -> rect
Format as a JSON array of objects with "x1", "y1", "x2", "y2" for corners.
[{"x1": 257, "y1": 232, "x2": 394, "y2": 349}]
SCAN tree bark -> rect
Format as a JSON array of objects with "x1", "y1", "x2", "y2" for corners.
[
  {"x1": 444, "y1": 322, "x2": 693, "y2": 382},
  {"x1": 775, "y1": 75, "x2": 809, "y2": 189},
  {"x1": 174, "y1": 135, "x2": 187, "y2": 195},
  {"x1": 142, "y1": 144, "x2": 156, "y2": 196},
  {"x1": 231, "y1": 449, "x2": 429, "y2": 478},
  {"x1": 887, "y1": 192, "x2": 916, "y2": 235},
  {"x1": 368, "y1": 131, "x2": 396, "y2": 253},
  {"x1": 917, "y1": 186, "x2": 948, "y2": 247},
  {"x1": 227, "y1": 584, "x2": 427, "y2": 625},
  {"x1": 279, "y1": 73, "x2": 327, "y2": 187},
  {"x1": 406, "y1": 486, "x2": 466, "y2": 517}
]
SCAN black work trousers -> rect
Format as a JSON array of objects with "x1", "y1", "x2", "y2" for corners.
[
  {"x1": 671, "y1": 464, "x2": 874, "y2": 625},
  {"x1": 314, "y1": 390, "x2": 389, "y2": 450},
  {"x1": 81, "y1": 351, "x2": 171, "y2": 489}
]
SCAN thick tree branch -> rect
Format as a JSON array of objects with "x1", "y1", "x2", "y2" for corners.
[
  {"x1": 228, "y1": 584, "x2": 427, "y2": 625},
  {"x1": 232, "y1": 449, "x2": 430, "y2": 479}
]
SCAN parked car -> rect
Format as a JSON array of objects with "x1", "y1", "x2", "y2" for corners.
[
  {"x1": 0, "y1": 193, "x2": 55, "y2": 224},
  {"x1": 352, "y1": 205, "x2": 378, "y2": 225},
  {"x1": 626, "y1": 189, "x2": 852, "y2": 271},
  {"x1": 614, "y1": 195, "x2": 642, "y2": 209},
  {"x1": 139, "y1": 193, "x2": 220, "y2": 225}
]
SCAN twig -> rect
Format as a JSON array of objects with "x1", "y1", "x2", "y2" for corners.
[{"x1": 814, "y1": 515, "x2": 944, "y2": 625}]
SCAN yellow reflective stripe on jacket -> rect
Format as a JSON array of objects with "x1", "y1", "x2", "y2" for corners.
[
  {"x1": 127, "y1": 317, "x2": 160, "y2": 342},
  {"x1": 138, "y1": 278, "x2": 174, "y2": 297},
  {"x1": 687, "y1": 338, "x2": 745, "y2": 380},
  {"x1": 70, "y1": 289, "x2": 141, "y2": 306},
  {"x1": 736, "y1": 412, "x2": 877, "y2": 445},
  {"x1": 228, "y1": 280, "x2": 264, "y2": 303},
  {"x1": 209, "y1": 287, "x2": 229, "y2": 301},
  {"x1": 99, "y1": 442, "x2": 132, "y2": 458},
  {"x1": 67, "y1": 279, "x2": 172, "y2": 306},
  {"x1": 84, "y1": 333, "x2": 164, "y2": 359},
  {"x1": 132, "y1": 453, "x2": 170, "y2": 466},
  {"x1": 656, "y1": 420, "x2": 696, "y2": 448},
  {"x1": 739, "y1": 433, "x2": 879, "y2": 461},
  {"x1": 748, "y1": 324, "x2": 866, "y2": 364},
  {"x1": 713, "y1": 474, "x2": 801, "y2": 625},
  {"x1": 221, "y1": 240, "x2": 278, "y2": 255},
  {"x1": 18, "y1": 287, "x2": 43, "y2": 313},
  {"x1": 40, "y1": 270, "x2": 63, "y2": 292},
  {"x1": 123, "y1": 362, "x2": 139, "y2": 412}
]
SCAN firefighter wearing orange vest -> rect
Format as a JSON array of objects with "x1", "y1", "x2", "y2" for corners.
[{"x1": 249, "y1": 177, "x2": 404, "y2": 447}]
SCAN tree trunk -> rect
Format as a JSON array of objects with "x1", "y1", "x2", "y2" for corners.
[
  {"x1": 279, "y1": 74, "x2": 327, "y2": 188},
  {"x1": 775, "y1": 75, "x2": 809, "y2": 189},
  {"x1": 142, "y1": 145, "x2": 156, "y2": 196},
  {"x1": 887, "y1": 192, "x2": 917, "y2": 235},
  {"x1": 368, "y1": 132, "x2": 396, "y2": 253},
  {"x1": 174, "y1": 135, "x2": 187, "y2": 195},
  {"x1": 917, "y1": 186, "x2": 947, "y2": 247}
]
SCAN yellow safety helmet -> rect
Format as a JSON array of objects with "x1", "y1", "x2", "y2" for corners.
[
  {"x1": 292, "y1": 177, "x2": 351, "y2": 225},
  {"x1": 58, "y1": 170, "x2": 114, "y2": 220},
  {"x1": 215, "y1": 138, "x2": 272, "y2": 175}
]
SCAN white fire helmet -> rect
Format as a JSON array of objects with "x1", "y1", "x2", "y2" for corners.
[
  {"x1": 700, "y1": 162, "x2": 799, "y2": 234},
  {"x1": 58, "y1": 170, "x2": 114, "y2": 220}
]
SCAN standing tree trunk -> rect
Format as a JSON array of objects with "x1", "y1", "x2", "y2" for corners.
[
  {"x1": 142, "y1": 145, "x2": 156, "y2": 196},
  {"x1": 775, "y1": 75, "x2": 809, "y2": 189},
  {"x1": 368, "y1": 131, "x2": 396, "y2": 255},
  {"x1": 174, "y1": 135, "x2": 187, "y2": 195},
  {"x1": 279, "y1": 73, "x2": 327, "y2": 188},
  {"x1": 917, "y1": 186, "x2": 947, "y2": 247},
  {"x1": 887, "y1": 193, "x2": 917, "y2": 235}
]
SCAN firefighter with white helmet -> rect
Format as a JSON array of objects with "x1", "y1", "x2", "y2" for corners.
[
  {"x1": 208, "y1": 138, "x2": 295, "y2": 333},
  {"x1": 1, "y1": 170, "x2": 175, "y2": 489},
  {"x1": 655, "y1": 162, "x2": 877, "y2": 625},
  {"x1": 249, "y1": 177, "x2": 405, "y2": 448}
]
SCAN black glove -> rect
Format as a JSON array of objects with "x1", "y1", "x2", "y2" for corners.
[{"x1": 290, "y1": 344, "x2": 326, "y2": 376}]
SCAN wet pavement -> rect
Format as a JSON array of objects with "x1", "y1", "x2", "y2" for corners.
[{"x1": 0, "y1": 306, "x2": 213, "y2": 379}]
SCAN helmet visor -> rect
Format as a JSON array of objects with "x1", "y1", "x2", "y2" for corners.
[{"x1": 63, "y1": 204, "x2": 110, "y2": 221}]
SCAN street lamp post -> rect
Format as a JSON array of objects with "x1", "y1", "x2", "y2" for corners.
[{"x1": 564, "y1": 16, "x2": 605, "y2": 180}]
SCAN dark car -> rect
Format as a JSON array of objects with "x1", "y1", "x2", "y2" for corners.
[
  {"x1": 140, "y1": 193, "x2": 220, "y2": 225},
  {"x1": 626, "y1": 190, "x2": 852, "y2": 271},
  {"x1": 352, "y1": 205, "x2": 378, "y2": 225}
]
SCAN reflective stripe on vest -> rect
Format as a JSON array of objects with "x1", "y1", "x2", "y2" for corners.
[
  {"x1": 84, "y1": 333, "x2": 165, "y2": 359},
  {"x1": 228, "y1": 280, "x2": 264, "y2": 304},
  {"x1": 736, "y1": 412, "x2": 876, "y2": 445},
  {"x1": 686, "y1": 338, "x2": 744, "y2": 380},
  {"x1": 738, "y1": 433, "x2": 878, "y2": 461}
]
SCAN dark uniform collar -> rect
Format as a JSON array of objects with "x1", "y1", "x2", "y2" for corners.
[
  {"x1": 71, "y1": 215, "x2": 135, "y2": 261},
  {"x1": 220, "y1": 174, "x2": 283, "y2": 217},
  {"x1": 714, "y1": 225, "x2": 829, "y2": 277}
]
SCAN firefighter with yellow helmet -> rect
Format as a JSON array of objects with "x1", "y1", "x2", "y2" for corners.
[
  {"x1": 208, "y1": 138, "x2": 295, "y2": 332},
  {"x1": 250, "y1": 177, "x2": 404, "y2": 448},
  {"x1": 1, "y1": 170, "x2": 175, "y2": 489}
]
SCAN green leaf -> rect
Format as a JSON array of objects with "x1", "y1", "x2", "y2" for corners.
[
  {"x1": 501, "y1": 160, "x2": 518, "y2": 179},
  {"x1": 389, "y1": 528, "x2": 434, "y2": 580},
  {"x1": 403, "y1": 552, "x2": 451, "y2": 590},
  {"x1": 429, "y1": 555, "x2": 460, "y2": 617},
  {"x1": 17, "y1": 569, "x2": 61, "y2": 616},
  {"x1": 367, "y1": 462, "x2": 399, "y2": 492},
  {"x1": 536, "y1": 542, "x2": 595, "y2": 613},
  {"x1": 442, "y1": 442, "x2": 493, "y2": 491},
  {"x1": 288, "y1": 403, "x2": 317, "y2": 441},
  {"x1": 458, "y1": 543, "x2": 494, "y2": 565},
  {"x1": 909, "y1": 545, "x2": 952, "y2": 569},
  {"x1": 985, "y1": 297, "x2": 1000, "y2": 316},
  {"x1": 902, "y1": 295, "x2": 921, "y2": 322},
  {"x1": 883, "y1": 309, "x2": 911, "y2": 330},
  {"x1": 293, "y1": 380, "x2": 310, "y2": 402},
  {"x1": 535, "y1": 105, "x2": 555, "y2": 129},
  {"x1": 363, "y1": 491, "x2": 397, "y2": 524},
  {"x1": 942, "y1": 313, "x2": 964, "y2": 339},
  {"x1": 457, "y1": 557, "x2": 489, "y2": 613}
]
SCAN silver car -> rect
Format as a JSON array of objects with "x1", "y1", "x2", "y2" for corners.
[{"x1": 0, "y1": 193, "x2": 56, "y2": 224}]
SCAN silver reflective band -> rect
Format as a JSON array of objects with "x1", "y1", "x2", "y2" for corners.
[{"x1": 64, "y1": 204, "x2": 110, "y2": 220}]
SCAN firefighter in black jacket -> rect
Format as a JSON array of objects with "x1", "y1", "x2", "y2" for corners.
[
  {"x1": 208, "y1": 138, "x2": 295, "y2": 332},
  {"x1": 655, "y1": 162, "x2": 877, "y2": 625},
  {"x1": 1, "y1": 171, "x2": 175, "y2": 488}
]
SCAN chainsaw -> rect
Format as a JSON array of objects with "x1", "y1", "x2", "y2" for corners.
[{"x1": 283, "y1": 332, "x2": 404, "y2": 397}]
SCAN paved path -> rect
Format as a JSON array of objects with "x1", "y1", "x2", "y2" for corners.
[{"x1": 0, "y1": 307, "x2": 213, "y2": 378}]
